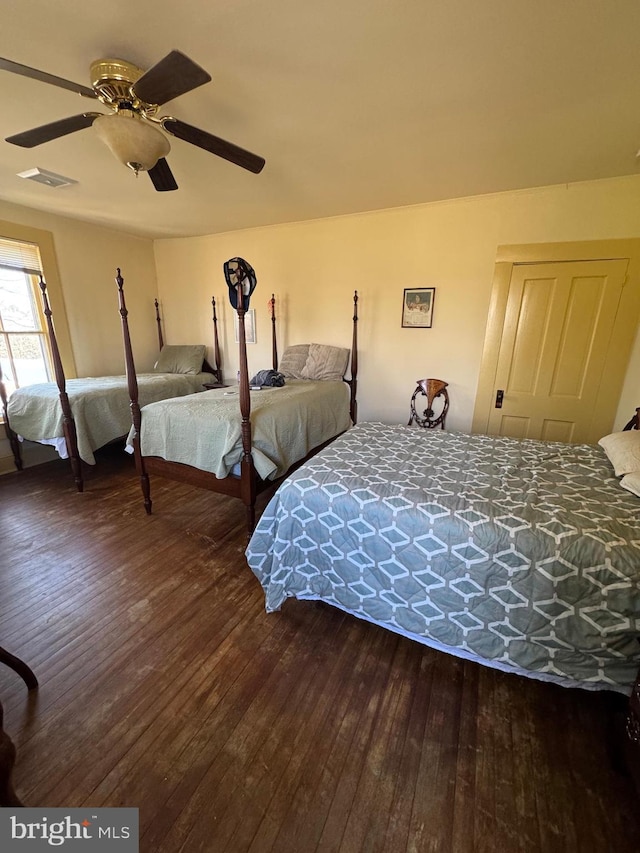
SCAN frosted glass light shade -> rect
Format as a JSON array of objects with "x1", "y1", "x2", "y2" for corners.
[{"x1": 94, "y1": 112, "x2": 170, "y2": 173}]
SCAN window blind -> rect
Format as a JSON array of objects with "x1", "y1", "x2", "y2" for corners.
[{"x1": 0, "y1": 236, "x2": 43, "y2": 276}]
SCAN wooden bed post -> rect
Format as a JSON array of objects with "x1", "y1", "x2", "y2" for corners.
[
  {"x1": 270, "y1": 293, "x2": 278, "y2": 370},
  {"x1": 118, "y1": 270, "x2": 152, "y2": 515},
  {"x1": 0, "y1": 362, "x2": 23, "y2": 471},
  {"x1": 235, "y1": 285, "x2": 257, "y2": 533},
  {"x1": 154, "y1": 299, "x2": 164, "y2": 352},
  {"x1": 212, "y1": 296, "x2": 223, "y2": 384},
  {"x1": 350, "y1": 290, "x2": 358, "y2": 425},
  {"x1": 39, "y1": 277, "x2": 83, "y2": 492}
]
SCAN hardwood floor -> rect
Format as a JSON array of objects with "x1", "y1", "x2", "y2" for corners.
[{"x1": 1, "y1": 447, "x2": 638, "y2": 852}]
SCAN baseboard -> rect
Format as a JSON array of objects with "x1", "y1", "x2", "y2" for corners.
[
  {"x1": 0, "y1": 455, "x2": 16, "y2": 476},
  {"x1": 0, "y1": 441, "x2": 59, "y2": 474}
]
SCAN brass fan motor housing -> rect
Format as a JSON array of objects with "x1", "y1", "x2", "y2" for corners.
[
  {"x1": 89, "y1": 58, "x2": 158, "y2": 114},
  {"x1": 2, "y1": 49, "x2": 265, "y2": 183}
]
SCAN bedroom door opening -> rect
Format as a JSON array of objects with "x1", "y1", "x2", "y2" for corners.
[{"x1": 472, "y1": 240, "x2": 640, "y2": 444}]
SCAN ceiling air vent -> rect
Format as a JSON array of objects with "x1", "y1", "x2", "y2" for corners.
[{"x1": 17, "y1": 167, "x2": 77, "y2": 188}]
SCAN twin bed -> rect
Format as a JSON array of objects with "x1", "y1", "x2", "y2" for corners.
[
  {"x1": 1, "y1": 272, "x2": 221, "y2": 491},
  {"x1": 121, "y1": 271, "x2": 359, "y2": 532}
]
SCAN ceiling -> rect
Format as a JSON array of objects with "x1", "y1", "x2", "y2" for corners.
[{"x1": 1, "y1": 0, "x2": 639, "y2": 240}]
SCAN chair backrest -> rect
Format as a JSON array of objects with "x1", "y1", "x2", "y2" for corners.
[{"x1": 408, "y1": 378, "x2": 449, "y2": 429}]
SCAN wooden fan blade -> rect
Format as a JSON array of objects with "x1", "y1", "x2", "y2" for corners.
[
  {"x1": 148, "y1": 158, "x2": 178, "y2": 192},
  {"x1": 133, "y1": 50, "x2": 211, "y2": 106},
  {"x1": 0, "y1": 56, "x2": 97, "y2": 99},
  {"x1": 6, "y1": 113, "x2": 102, "y2": 148},
  {"x1": 163, "y1": 118, "x2": 265, "y2": 174}
]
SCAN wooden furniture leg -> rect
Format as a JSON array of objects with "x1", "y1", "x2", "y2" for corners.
[
  {"x1": 0, "y1": 361, "x2": 23, "y2": 471},
  {"x1": 0, "y1": 701, "x2": 22, "y2": 807},
  {"x1": 0, "y1": 647, "x2": 38, "y2": 807},
  {"x1": 0, "y1": 648, "x2": 38, "y2": 690}
]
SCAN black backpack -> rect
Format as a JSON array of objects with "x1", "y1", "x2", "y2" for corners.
[{"x1": 249, "y1": 369, "x2": 286, "y2": 388}]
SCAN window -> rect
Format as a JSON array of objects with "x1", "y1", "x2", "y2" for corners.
[{"x1": 0, "y1": 237, "x2": 52, "y2": 398}]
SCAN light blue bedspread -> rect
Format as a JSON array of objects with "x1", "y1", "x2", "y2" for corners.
[{"x1": 246, "y1": 423, "x2": 640, "y2": 693}]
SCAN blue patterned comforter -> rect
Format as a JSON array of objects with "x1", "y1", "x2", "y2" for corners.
[{"x1": 246, "y1": 423, "x2": 640, "y2": 693}]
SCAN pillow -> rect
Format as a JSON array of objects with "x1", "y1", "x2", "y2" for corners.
[
  {"x1": 620, "y1": 472, "x2": 640, "y2": 498},
  {"x1": 301, "y1": 343, "x2": 350, "y2": 381},
  {"x1": 153, "y1": 344, "x2": 206, "y2": 375},
  {"x1": 278, "y1": 344, "x2": 310, "y2": 379},
  {"x1": 598, "y1": 430, "x2": 640, "y2": 477}
]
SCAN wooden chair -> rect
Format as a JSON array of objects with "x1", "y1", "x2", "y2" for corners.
[
  {"x1": 408, "y1": 378, "x2": 449, "y2": 429},
  {"x1": 0, "y1": 647, "x2": 38, "y2": 807}
]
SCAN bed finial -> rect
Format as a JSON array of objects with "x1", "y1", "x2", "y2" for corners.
[{"x1": 154, "y1": 297, "x2": 164, "y2": 351}]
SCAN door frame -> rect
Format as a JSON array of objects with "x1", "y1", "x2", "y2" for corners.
[{"x1": 472, "y1": 239, "x2": 640, "y2": 439}]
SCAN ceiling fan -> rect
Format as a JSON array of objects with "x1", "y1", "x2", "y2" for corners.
[{"x1": 0, "y1": 50, "x2": 266, "y2": 191}]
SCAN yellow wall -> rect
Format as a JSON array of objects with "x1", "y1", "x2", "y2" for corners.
[
  {"x1": 0, "y1": 199, "x2": 156, "y2": 469},
  {"x1": 0, "y1": 199, "x2": 157, "y2": 376},
  {"x1": 154, "y1": 175, "x2": 640, "y2": 433},
  {"x1": 3, "y1": 175, "x2": 639, "y2": 473}
]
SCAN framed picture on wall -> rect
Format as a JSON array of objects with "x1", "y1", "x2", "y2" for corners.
[
  {"x1": 402, "y1": 287, "x2": 435, "y2": 328},
  {"x1": 234, "y1": 308, "x2": 257, "y2": 344}
]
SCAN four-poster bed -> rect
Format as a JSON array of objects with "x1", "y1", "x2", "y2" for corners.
[
  {"x1": 2, "y1": 273, "x2": 221, "y2": 491},
  {"x1": 121, "y1": 259, "x2": 359, "y2": 533}
]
